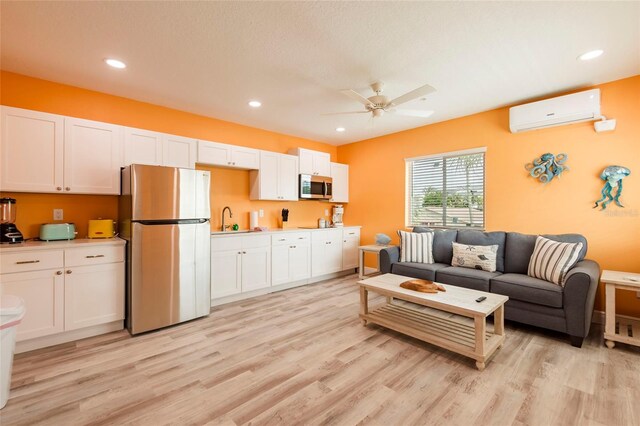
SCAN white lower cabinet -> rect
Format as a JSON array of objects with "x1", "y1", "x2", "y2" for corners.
[
  {"x1": 0, "y1": 241, "x2": 125, "y2": 348},
  {"x1": 342, "y1": 228, "x2": 360, "y2": 270},
  {"x1": 271, "y1": 232, "x2": 311, "y2": 286},
  {"x1": 311, "y1": 229, "x2": 344, "y2": 277},
  {"x1": 64, "y1": 263, "x2": 125, "y2": 330},
  {"x1": 211, "y1": 250, "x2": 242, "y2": 298},
  {"x1": 211, "y1": 235, "x2": 271, "y2": 299},
  {"x1": 0, "y1": 269, "x2": 64, "y2": 341}
]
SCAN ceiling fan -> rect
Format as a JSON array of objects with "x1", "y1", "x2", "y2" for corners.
[{"x1": 326, "y1": 81, "x2": 436, "y2": 118}]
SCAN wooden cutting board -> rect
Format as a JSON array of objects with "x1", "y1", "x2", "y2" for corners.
[{"x1": 400, "y1": 279, "x2": 446, "y2": 293}]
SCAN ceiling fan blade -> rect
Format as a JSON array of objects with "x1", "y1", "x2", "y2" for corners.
[
  {"x1": 340, "y1": 89, "x2": 374, "y2": 107},
  {"x1": 389, "y1": 109, "x2": 434, "y2": 118},
  {"x1": 321, "y1": 111, "x2": 370, "y2": 116},
  {"x1": 388, "y1": 84, "x2": 436, "y2": 107}
]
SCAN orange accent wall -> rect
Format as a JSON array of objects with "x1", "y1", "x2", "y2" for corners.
[
  {"x1": 0, "y1": 71, "x2": 337, "y2": 237},
  {"x1": 338, "y1": 75, "x2": 640, "y2": 316}
]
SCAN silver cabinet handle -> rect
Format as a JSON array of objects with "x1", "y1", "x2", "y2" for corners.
[
  {"x1": 298, "y1": 237, "x2": 305, "y2": 239},
  {"x1": 238, "y1": 251, "x2": 242, "y2": 255},
  {"x1": 66, "y1": 270, "x2": 72, "y2": 274},
  {"x1": 278, "y1": 239, "x2": 286, "y2": 241},
  {"x1": 56, "y1": 271, "x2": 63, "y2": 275},
  {"x1": 65, "y1": 187, "x2": 71, "y2": 191},
  {"x1": 243, "y1": 251, "x2": 246, "y2": 254},
  {"x1": 85, "y1": 254, "x2": 105, "y2": 259},
  {"x1": 56, "y1": 187, "x2": 62, "y2": 191},
  {"x1": 16, "y1": 260, "x2": 40, "y2": 264}
]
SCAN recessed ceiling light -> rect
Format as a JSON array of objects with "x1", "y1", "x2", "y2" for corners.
[
  {"x1": 336, "y1": 127, "x2": 346, "y2": 132},
  {"x1": 104, "y1": 58, "x2": 126, "y2": 69},
  {"x1": 248, "y1": 100, "x2": 262, "y2": 108},
  {"x1": 578, "y1": 49, "x2": 604, "y2": 61}
]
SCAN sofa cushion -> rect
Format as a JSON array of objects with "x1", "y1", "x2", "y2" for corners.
[
  {"x1": 391, "y1": 262, "x2": 450, "y2": 281},
  {"x1": 435, "y1": 266, "x2": 501, "y2": 292},
  {"x1": 456, "y1": 230, "x2": 506, "y2": 272},
  {"x1": 491, "y1": 273, "x2": 563, "y2": 308},
  {"x1": 505, "y1": 232, "x2": 588, "y2": 274},
  {"x1": 398, "y1": 230, "x2": 434, "y2": 263},
  {"x1": 413, "y1": 227, "x2": 458, "y2": 265}
]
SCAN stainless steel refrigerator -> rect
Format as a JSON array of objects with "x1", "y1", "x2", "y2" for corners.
[{"x1": 119, "y1": 164, "x2": 211, "y2": 335}]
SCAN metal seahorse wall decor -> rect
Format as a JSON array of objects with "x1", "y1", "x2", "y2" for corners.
[
  {"x1": 594, "y1": 166, "x2": 631, "y2": 210},
  {"x1": 525, "y1": 153, "x2": 569, "y2": 184}
]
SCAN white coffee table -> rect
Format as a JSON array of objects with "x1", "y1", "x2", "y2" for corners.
[{"x1": 358, "y1": 273, "x2": 508, "y2": 370}]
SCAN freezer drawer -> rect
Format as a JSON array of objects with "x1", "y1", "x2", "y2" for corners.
[{"x1": 129, "y1": 221, "x2": 210, "y2": 334}]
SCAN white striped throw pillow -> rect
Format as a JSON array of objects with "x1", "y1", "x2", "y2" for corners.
[
  {"x1": 397, "y1": 230, "x2": 434, "y2": 264},
  {"x1": 527, "y1": 236, "x2": 583, "y2": 286}
]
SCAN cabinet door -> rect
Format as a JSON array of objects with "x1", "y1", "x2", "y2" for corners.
[
  {"x1": 0, "y1": 269, "x2": 64, "y2": 341},
  {"x1": 64, "y1": 118, "x2": 123, "y2": 194},
  {"x1": 290, "y1": 243, "x2": 311, "y2": 282},
  {"x1": 271, "y1": 244, "x2": 290, "y2": 285},
  {"x1": 1, "y1": 106, "x2": 64, "y2": 193},
  {"x1": 325, "y1": 230, "x2": 344, "y2": 273},
  {"x1": 241, "y1": 247, "x2": 271, "y2": 291},
  {"x1": 232, "y1": 146, "x2": 260, "y2": 170},
  {"x1": 311, "y1": 240, "x2": 326, "y2": 278},
  {"x1": 312, "y1": 152, "x2": 331, "y2": 176},
  {"x1": 124, "y1": 127, "x2": 163, "y2": 166},
  {"x1": 163, "y1": 134, "x2": 197, "y2": 169},
  {"x1": 278, "y1": 154, "x2": 299, "y2": 200},
  {"x1": 258, "y1": 151, "x2": 279, "y2": 200},
  {"x1": 64, "y1": 262, "x2": 125, "y2": 330},
  {"x1": 198, "y1": 140, "x2": 232, "y2": 166},
  {"x1": 330, "y1": 162, "x2": 349, "y2": 203},
  {"x1": 342, "y1": 237, "x2": 359, "y2": 270},
  {"x1": 211, "y1": 250, "x2": 241, "y2": 299},
  {"x1": 297, "y1": 149, "x2": 314, "y2": 175}
]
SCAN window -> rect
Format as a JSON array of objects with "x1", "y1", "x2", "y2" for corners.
[{"x1": 406, "y1": 148, "x2": 485, "y2": 229}]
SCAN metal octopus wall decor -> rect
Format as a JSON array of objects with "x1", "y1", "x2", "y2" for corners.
[
  {"x1": 525, "y1": 153, "x2": 569, "y2": 184},
  {"x1": 594, "y1": 166, "x2": 631, "y2": 210}
]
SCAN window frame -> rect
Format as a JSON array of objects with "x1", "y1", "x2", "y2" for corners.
[{"x1": 405, "y1": 147, "x2": 487, "y2": 230}]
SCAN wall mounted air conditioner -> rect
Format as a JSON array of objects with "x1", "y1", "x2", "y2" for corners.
[{"x1": 509, "y1": 89, "x2": 601, "y2": 133}]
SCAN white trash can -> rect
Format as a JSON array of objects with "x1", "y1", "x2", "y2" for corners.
[{"x1": 0, "y1": 295, "x2": 25, "y2": 409}]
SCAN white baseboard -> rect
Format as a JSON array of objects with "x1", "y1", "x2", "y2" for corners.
[{"x1": 15, "y1": 321, "x2": 124, "y2": 354}]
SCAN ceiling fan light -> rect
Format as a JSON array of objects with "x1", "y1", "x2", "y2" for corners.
[
  {"x1": 336, "y1": 127, "x2": 346, "y2": 132},
  {"x1": 372, "y1": 109, "x2": 384, "y2": 118}
]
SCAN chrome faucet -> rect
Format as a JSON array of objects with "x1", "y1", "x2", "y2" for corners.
[{"x1": 221, "y1": 206, "x2": 233, "y2": 232}]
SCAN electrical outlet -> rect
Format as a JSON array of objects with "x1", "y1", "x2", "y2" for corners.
[
  {"x1": 325, "y1": 209, "x2": 329, "y2": 216},
  {"x1": 259, "y1": 209, "x2": 264, "y2": 218},
  {"x1": 53, "y1": 209, "x2": 63, "y2": 221}
]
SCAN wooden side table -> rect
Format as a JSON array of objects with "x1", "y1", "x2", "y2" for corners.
[
  {"x1": 358, "y1": 245, "x2": 388, "y2": 279},
  {"x1": 601, "y1": 270, "x2": 640, "y2": 349}
]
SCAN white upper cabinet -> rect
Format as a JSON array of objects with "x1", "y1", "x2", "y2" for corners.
[
  {"x1": 250, "y1": 151, "x2": 298, "y2": 201},
  {"x1": 330, "y1": 162, "x2": 349, "y2": 203},
  {"x1": 198, "y1": 140, "x2": 259, "y2": 169},
  {"x1": 1, "y1": 106, "x2": 64, "y2": 193},
  {"x1": 64, "y1": 118, "x2": 123, "y2": 194},
  {"x1": 124, "y1": 128, "x2": 197, "y2": 169},
  {"x1": 124, "y1": 127, "x2": 163, "y2": 166},
  {"x1": 163, "y1": 134, "x2": 197, "y2": 169},
  {"x1": 289, "y1": 148, "x2": 331, "y2": 176}
]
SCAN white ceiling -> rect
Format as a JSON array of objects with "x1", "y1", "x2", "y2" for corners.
[{"x1": 1, "y1": 2, "x2": 639, "y2": 145}]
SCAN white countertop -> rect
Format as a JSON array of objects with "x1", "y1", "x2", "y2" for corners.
[
  {"x1": 0, "y1": 237, "x2": 126, "y2": 252},
  {"x1": 211, "y1": 225, "x2": 361, "y2": 237}
]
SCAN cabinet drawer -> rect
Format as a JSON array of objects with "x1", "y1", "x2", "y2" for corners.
[
  {"x1": 211, "y1": 236, "x2": 243, "y2": 252},
  {"x1": 1, "y1": 250, "x2": 64, "y2": 273},
  {"x1": 271, "y1": 232, "x2": 310, "y2": 246},
  {"x1": 343, "y1": 228, "x2": 360, "y2": 239},
  {"x1": 242, "y1": 235, "x2": 271, "y2": 249},
  {"x1": 65, "y1": 246, "x2": 124, "y2": 267}
]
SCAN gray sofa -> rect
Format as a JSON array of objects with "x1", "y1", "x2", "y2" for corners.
[{"x1": 380, "y1": 229, "x2": 600, "y2": 347}]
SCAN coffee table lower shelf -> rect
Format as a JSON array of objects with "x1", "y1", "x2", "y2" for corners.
[{"x1": 361, "y1": 303, "x2": 504, "y2": 370}]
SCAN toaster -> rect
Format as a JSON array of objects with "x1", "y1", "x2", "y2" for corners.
[
  {"x1": 88, "y1": 219, "x2": 116, "y2": 239},
  {"x1": 39, "y1": 223, "x2": 77, "y2": 241}
]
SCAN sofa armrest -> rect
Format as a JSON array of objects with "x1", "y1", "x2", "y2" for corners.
[
  {"x1": 563, "y1": 259, "x2": 600, "y2": 338},
  {"x1": 379, "y1": 246, "x2": 400, "y2": 273}
]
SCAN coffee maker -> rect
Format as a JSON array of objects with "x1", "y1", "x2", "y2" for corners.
[
  {"x1": 1, "y1": 198, "x2": 24, "y2": 243},
  {"x1": 332, "y1": 205, "x2": 344, "y2": 228}
]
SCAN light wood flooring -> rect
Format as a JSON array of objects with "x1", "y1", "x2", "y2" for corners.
[{"x1": 2, "y1": 274, "x2": 639, "y2": 425}]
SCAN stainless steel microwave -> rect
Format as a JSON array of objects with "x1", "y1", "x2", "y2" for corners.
[{"x1": 299, "y1": 174, "x2": 332, "y2": 200}]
